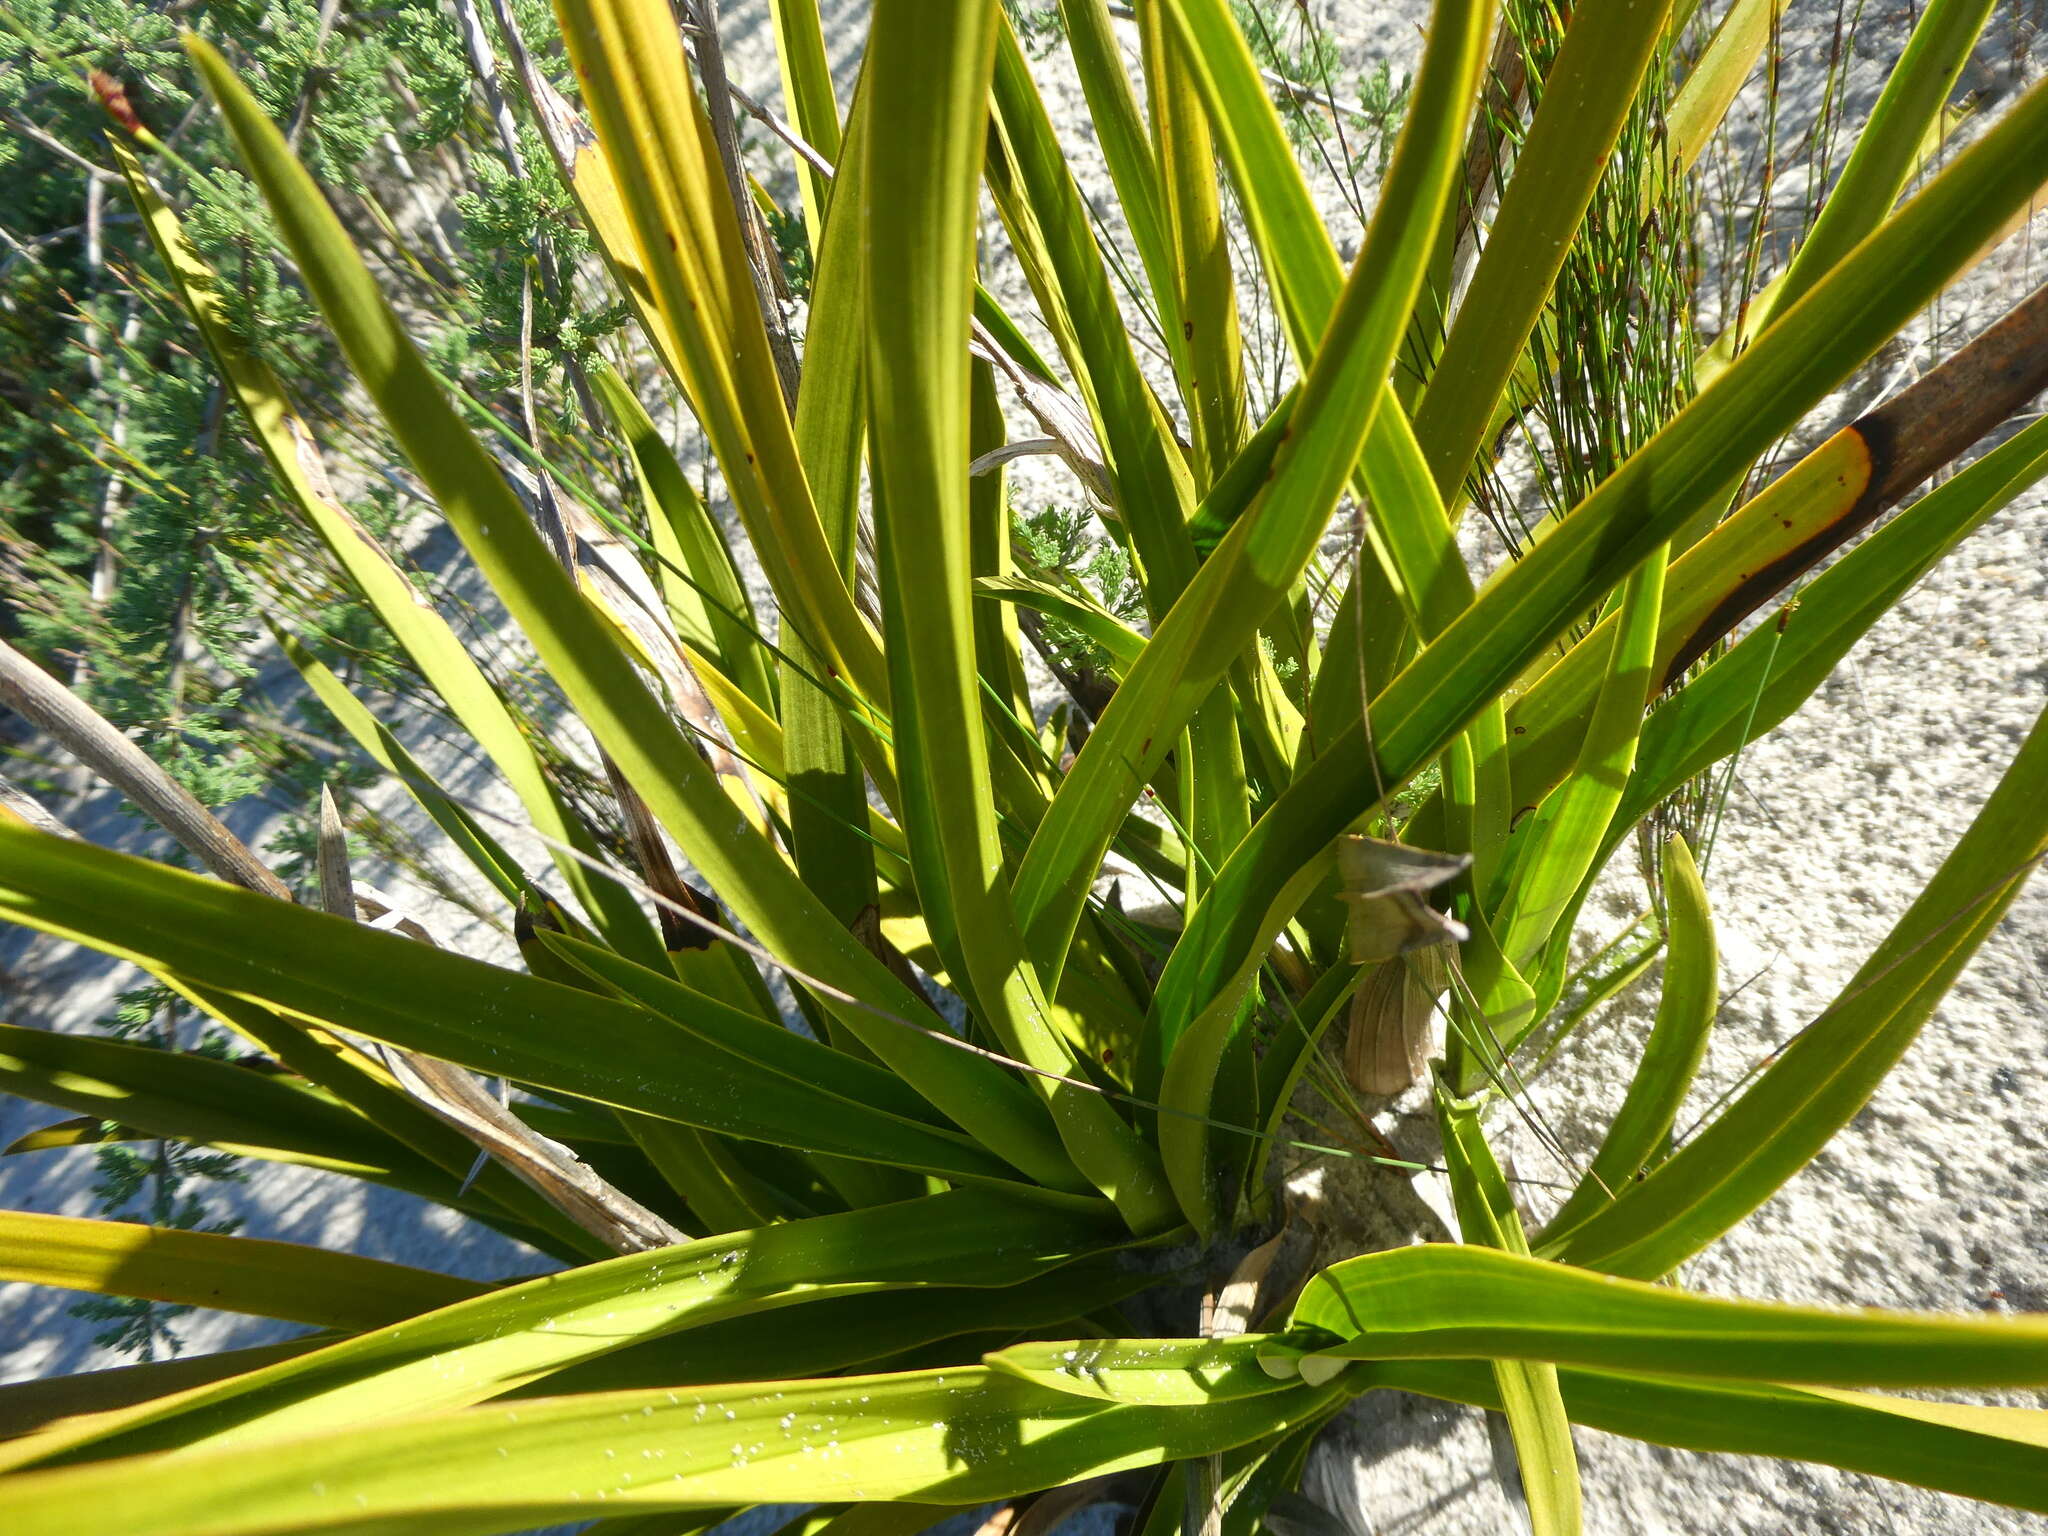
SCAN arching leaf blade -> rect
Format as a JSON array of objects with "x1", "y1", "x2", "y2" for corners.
[{"x1": 0, "y1": 1211, "x2": 488, "y2": 1333}]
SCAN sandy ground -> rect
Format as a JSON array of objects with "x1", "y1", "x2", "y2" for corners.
[{"x1": 4, "y1": 3, "x2": 2048, "y2": 1534}]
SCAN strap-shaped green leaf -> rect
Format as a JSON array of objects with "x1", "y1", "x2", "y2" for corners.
[
  {"x1": 986, "y1": 21, "x2": 1198, "y2": 602},
  {"x1": 272, "y1": 629, "x2": 529, "y2": 907},
  {"x1": 1544, "y1": 699, "x2": 2048, "y2": 1277},
  {"x1": 1611, "y1": 411, "x2": 2048, "y2": 837},
  {"x1": 1152, "y1": 0, "x2": 1339, "y2": 356},
  {"x1": 1149, "y1": 67, "x2": 2048, "y2": 1059},
  {"x1": 1136, "y1": 0, "x2": 1247, "y2": 488},
  {"x1": 1537, "y1": 833, "x2": 1717, "y2": 1241},
  {"x1": 4, "y1": 1189, "x2": 1116, "y2": 1470},
  {"x1": 1156, "y1": 841, "x2": 1334, "y2": 1234},
  {"x1": 0, "y1": 825, "x2": 1042, "y2": 1190},
  {"x1": 1666, "y1": 0, "x2": 1785, "y2": 173},
  {"x1": 986, "y1": 1336, "x2": 1294, "y2": 1404},
  {"x1": 1058, "y1": 0, "x2": 1179, "y2": 359},
  {"x1": 183, "y1": 36, "x2": 1078, "y2": 1191},
  {"x1": 863, "y1": 0, "x2": 1174, "y2": 1232},
  {"x1": 1014, "y1": 0, "x2": 1489, "y2": 992},
  {"x1": 1434, "y1": 1089, "x2": 1583, "y2": 1536},
  {"x1": 533, "y1": 930, "x2": 943, "y2": 1127},
  {"x1": 765, "y1": 0, "x2": 840, "y2": 239},
  {"x1": 157, "y1": 980, "x2": 604, "y2": 1263},
  {"x1": 0, "y1": 1365, "x2": 1344, "y2": 1536},
  {"x1": 781, "y1": 57, "x2": 893, "y2": 937},
  {"x1": 1365, "y1": 1358, "x2": 2048, "y2": 1516},
  {"x1": 1757, "y1": 0, "x2": 1995, "y2": 328},
  {"x1": 999, "y1": 10, "x2": 1268, "y2": 898},
  {"x1": 548, "y1": 0, "x2": 884, "y2": 704},
  {"x1": 0, "y1": 1340, "x2": 326, "y2": 1445},
  {"x1": 0, "y1": 1211, "x2": 487, "y2": 1332},
  {"x1": 1411, "y1": 0, "x2": 1674, "y2": 502},
  {"x1": 1296, "y1": 1245, "x2": 2048, "y2": 1386},
  {"x1": 984, "y1": 17, "x2": 1255, "y2": 895},
  {"x1": 0, "y1": 1020, "x2": 493, "y2": 1210},
  {"x1": 1490, "y1": 549, "x2": 1667, "y2": 979},
  {"x1": 112, "y1": 137, "x2": 659, "y2": 964},
  {"x1": 975, "y1": 576, "x2": 1146, "y2": 675},
  {"x1": 1157, "y1": 0, "x2": 1463, "y2": 760},
  {"x1": 588, "y1": 364, "x2": 774, "y2": 713},
  {"x1": 532, "y1": 1265, "x2": 1150, "y2": 1396},
  {"x1": 1500, "y1": 374, "x2": 2048, "y2": 832}
]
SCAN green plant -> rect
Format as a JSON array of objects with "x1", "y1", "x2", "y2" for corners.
[
  {"x1": 0, "y1": 0, "x2": 612, "y2": 1346},
  {"x1": 3, "y1": 1, "x2": 2048, "y2": 1533}
]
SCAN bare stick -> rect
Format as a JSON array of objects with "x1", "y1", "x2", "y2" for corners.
[
  {"x1": 0, "y1": 637, "x2": 292, "y2": 901},
  {"x1": 317, "y1": 787, "x2": 688, "y2": 1252}
]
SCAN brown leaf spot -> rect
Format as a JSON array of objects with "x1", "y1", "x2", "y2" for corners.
[{"x1": 90, "y1": 71, "x2": 143, "y2": 136}]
